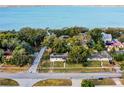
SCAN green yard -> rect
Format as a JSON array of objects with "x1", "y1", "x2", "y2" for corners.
[
  {"x1": 0, "y1": 78, "x2": 19, "y2": 86},
  {"x1": 0, "y1": 64, "x2": 30, "y2": 73},
  {"x1": 33, "y1": 79, "x2": 72, "y2": 86},
  {"x1": 37, "y1": 60, "x2": 112, "y2": 73},
  {"x1": 38, "y1": 67, "x2": 112, "y2": 73},
  {"x1": 82, "y1": 79, "x2": 116, "y2": 85},
  {"x1": 38, "y1": 61, "x2": 106, "y2": 68}
]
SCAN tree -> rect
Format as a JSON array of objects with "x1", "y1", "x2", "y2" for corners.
[
  {"x1": 89, "y1": 28, "x2": 105, "y2": 52},
  {"x1": 1, "y1": 39, "x2": 8, "y2": 49},
  {"x1": 0, "y1": 49, "x2": 4, "y2": 62},
  {"x1": 112, "y1": 53, "x2": 124, "y2": 61},
  {"x1": 104, "y1": 28, "x2": 123, "y2": 38},
  {"x1": 90, "y1": 28, "x2": 103, "y2": 43},
  {"x1": 68, "y1": 45, "x2": 90, "y2": 66},
  {"x1": 66, "y1": 36, "x2": 82, "y2": 46},
  {"x1": 81, "y1": 80, "x2": 95, "y2": 87},
  {"x1": 18, "y1": 27, "x2": 47, "y2": 47},
  {"x1": 1, "y1": 38, "x2": 21, "y2": 50},
  {"x1": 21, "y1": 41, "x2": 34, "y2": 54},
  {"x1": 118, "y1": 34, "x2": 124, "y2": 42},
  {"x1": 49, "y1": 27, "x2": 88, "y2": 37},
  {"x1": 10, "y1": 47, "x2": 33, "y2": 66},
  {"x1": 120, "y1": 63, "x2": 124, "y2": 70},
  {"x1": 94, "y1": 41, "x2": 105, "y2": 52},
  {"x1": 52, "y1": 38, "x2": 68, "y2": 53},
  {"x1": 42, "y1": 35, "x2": 56, "y2": 48}
]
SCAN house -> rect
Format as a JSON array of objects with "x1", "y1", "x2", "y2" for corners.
[
  {"x1": 106, "y1": 39, "x2": 124, "y2": 51},
  {"x1": 59, "y1": 35, "x2": 69, "y2": 39},
  {"x1": 102, "y1": 32, "x2": 112, "y2": 43},
  {"x1": 4, "y1": 49, "x2": 12, "y2": 60},
  {"x1": 87, "y1": 51, "x2": 112, "y2": 62},
  {"x1": 50, "y1": 53, "x2": 68, "y2": 62}
]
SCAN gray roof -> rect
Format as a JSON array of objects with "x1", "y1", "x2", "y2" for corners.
[
  {"x1": 89, "y1": 51, "x2": 112, "y2": 59},
  {"x1": 50, "y1": 53, "x2": 68, "y2": 58},
  {"x1": 115, "y1": 50, "x2": 124, "y2": 54}
]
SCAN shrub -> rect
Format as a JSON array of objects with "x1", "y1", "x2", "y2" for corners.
[
  {"x1": 120, "y1": 63, "x2": 124, "y2": 70},
  {"x1": 81, "y1": 80, "x2": 95, "y2": 87},
  {"x1": 113, "y1": 53, "x2": 124, "y2": 61}
]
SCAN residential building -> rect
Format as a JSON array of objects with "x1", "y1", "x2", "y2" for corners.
[
  {"x1": 59, "y1": 35, "x2": 69, "y2": 39},
  {"x1": 102, "y1": 32, "x2": 112, "y2": 43},
  {"x1": 50, "y1": 53, "x2": 68, "y2": 62},
  {"x1": 106, "y1": 39, "x2": 124, "y2": 51},
  {"x1": 4, "y1": 49, "x2": 12, "y2": 60},
  {"x1": 87, "y1": 51, "x2": 112, "y2": 61}
]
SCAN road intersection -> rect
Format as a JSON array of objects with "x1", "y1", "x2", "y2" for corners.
[{"x1": 0, "y1": 47, "x2": 122, "y2": 87}]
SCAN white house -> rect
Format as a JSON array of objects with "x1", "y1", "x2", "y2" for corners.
[
  {"x1": 59, "y1": 35, "x2": 69, "y2": 39},
  {"x1": 50, "y1": 53, "x2": 68, "y2": 62},
  {"x1": 102, "y1": 32, "x2": 112, "y2": 43},
  {"x1": 87, "y1": 51, "x2": 112, "y2": 62}
]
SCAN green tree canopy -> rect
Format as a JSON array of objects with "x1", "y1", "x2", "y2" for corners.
[
  {"x1": 18, "y1": 27, "x2": 47, "y2": 47},
  {"x1": 68, "y1": 45, "x2": 90, "y2": 66},
  {"x1": 0, "y1": 49, "x2": 4, "y2": 62},
  {"x1": 10, "y1": 47, "x2": 33, "y2": 66},
  {"x1": 49, "y1": 27, "x2": 88, "y2": 37},
  {"x1": 81, "y1": 80, "x2": 95, "y2": 87},
  {"x1": 52, "y1": 38, "x2": 68, "y2": 53},
  {"x1": 104, "y1": 28, "x2": 124, "y2": 38},
  {"x1": 42, "y1": 35, "x2": 57, "y2": 48},
  {"x1": 89, "y1": 28, "x2": 105, "y2": 52},
  {"x1": 90, "y1": 28, "x2": 103, "y2": 43},
  {"x1": 112, "y1": 53, "x2": 124, "y2": 61}
]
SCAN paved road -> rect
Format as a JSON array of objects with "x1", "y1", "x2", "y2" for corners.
[
  {"x1": 0, "y1": 46, "x2": 122, "y2": 87},
  {"x1": 28, "y1": 47, "x2": 46, "y2": 73},
  {"x1": 0, "y1": 72, "x2": 122, "y2": 86},
  {"x1": 113, "y1": 78, "x2": 123, "y2": 86},
  {"x1": 0, "y1": 72, "x2": 121, "y2": 79}
]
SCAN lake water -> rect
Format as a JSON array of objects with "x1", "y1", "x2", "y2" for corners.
[{"x1": 0, "y1": 6, "x2": 124, "y2": 30}]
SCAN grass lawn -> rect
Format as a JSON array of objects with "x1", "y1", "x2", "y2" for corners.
[
  {"x1": 89, "y1": 61, "x2": 101, "y2": 67},
  {"x1": 37, "y1": 61, "x2": 113, "y2": 73},
  {"x1": 38, "y1": 67, "x2": 112, "y2": 73},
  {"x1": 117, "y1": 61, "x2": 124, "y2": 66},
  {"x1": 0, "y1": 64, "x2": 30, "y2": 73},
  {"x1": 0, "y1": 78, "x2": 19, "y2": 86},
  {"x1": 38, "y1": 61, "x2": 103, "y2": 68},
  {"x1": 33, "y1": 79, "x2": 72, "y2": 86},
  {"x1": 102, "y1": 61, "x2": 112, "y2": 67},
  {"x1": 82, "y1": 79, "x2": 116, "y2": 85}
]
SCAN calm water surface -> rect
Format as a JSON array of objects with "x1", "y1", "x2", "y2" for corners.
[{"x1": 0, "y1": 6, "x2": 124, "y2": 30}]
